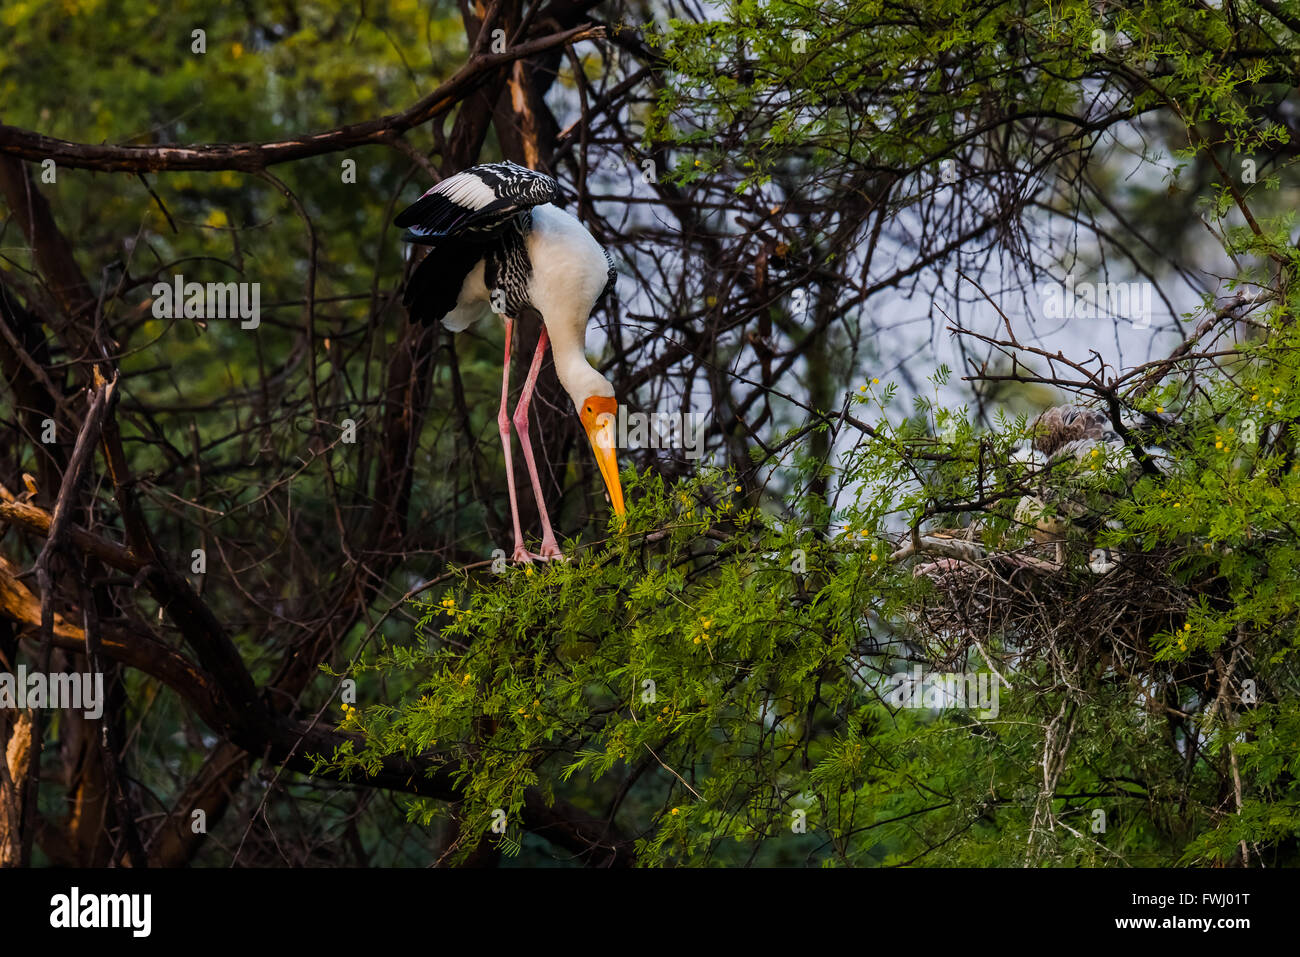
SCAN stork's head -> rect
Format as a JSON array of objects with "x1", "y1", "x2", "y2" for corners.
[{"x1": 575, "y1": 383, "x2": 625, "y2": 520}]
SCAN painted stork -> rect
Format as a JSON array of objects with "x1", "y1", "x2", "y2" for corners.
[{"x1": 395, "y1": 160, "x2": 624, "y2": 563}]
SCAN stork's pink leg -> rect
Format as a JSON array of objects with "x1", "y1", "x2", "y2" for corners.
[
  {"x1": 497, "y1": 317, "x2": 532, "y2": 563},
  {"x1": 512, "y1": 327, "x2": 565, "y2": 561}
]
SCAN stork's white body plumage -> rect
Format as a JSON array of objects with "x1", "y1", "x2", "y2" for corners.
[
  {"x1": 441, "y1": 204, "x2": 614, "y2": 400},
  {"x1": 396, "y1": 162, "x2": 624, "y2": 562}
]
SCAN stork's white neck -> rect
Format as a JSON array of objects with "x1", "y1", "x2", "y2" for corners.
[
  {"x1": 521, "y1": 203, "x2": 617, "y2": 407},
  {"x1": 551, "y1": 333, "x2": 614, "y2": 408}
]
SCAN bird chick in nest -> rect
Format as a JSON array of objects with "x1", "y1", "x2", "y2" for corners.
[
  {"x1": 912, "y1": 405, "x2": 1171, "y2": 581},
  {"x1": 1011, "y1": 405, "x2": 1163, "y2": 569}
]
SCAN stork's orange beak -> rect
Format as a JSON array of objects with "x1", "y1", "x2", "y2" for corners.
[{"x1": 580, "y1": 396, "x2": 625, "y2": 519}]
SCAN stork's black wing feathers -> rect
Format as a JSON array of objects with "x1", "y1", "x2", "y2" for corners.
[
  {"x1": 394, "y1": 161, "x2": 560, "y2": 240},
  {"x1": 394, "y1": 194, "x2": 519, "y2": 237},
  {"x1": 395, "y1": 162, "x2": 559, "y2": 327},
  {"x1": 402, "y1": 240, "x2": 483, "y2": 327}
]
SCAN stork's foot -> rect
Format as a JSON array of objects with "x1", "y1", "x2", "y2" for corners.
[
  {"x1": 510, "y1": 544, "x2": 567, "y2": 564},
  {"x1": 537, "y1": 541, "x2": 567, "y2": 562}
]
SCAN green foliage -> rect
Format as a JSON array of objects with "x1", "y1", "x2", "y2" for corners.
[
  {"x1": 9, "y1": 0, "x2": 1300, "y2": 867},
  {"x1": 644, "y1": 0, "x2": 1292, "y2": 192},
  {"x1": 320, "y1": 304, "x2": 1300, "y2": 864},
  {"x1": 303, "y1": 0, "x2": 1300, "y2": 867}
]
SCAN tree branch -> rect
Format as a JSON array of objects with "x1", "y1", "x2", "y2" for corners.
[{"x1": 0, "y1": 25, "x2": 603, "y2": 173}]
